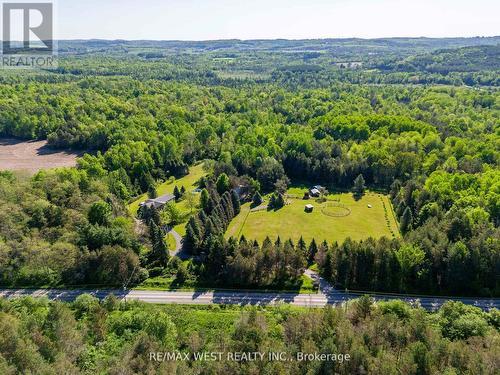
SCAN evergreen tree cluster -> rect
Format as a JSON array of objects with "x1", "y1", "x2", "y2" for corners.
[
  {"x1": 251, "y1": 191, "x2": 263, "y2": 207},
  {"x1": 203, "y1": 236, "x2": 307, "y2": 287},
  {"x1": 268, "y1": 192, "x2": 285, "y2": 209},
  {"x1": 183, "y1": 183, "x2": 240, "y2": 255},
  {"x1": 148, "y1": 220, "x2": 169, "y2": 268},
  {"x1": 317, "y1": 234, "x2": 499, "y2": 296},
  {"x1": 139, "y1": 205, "x2": 169, "y2": 268}
]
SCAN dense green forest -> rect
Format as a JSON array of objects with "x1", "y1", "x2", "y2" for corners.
[
  {"x1": 52, "y1": 37, "x2": 500, "y2": 87},
  {"x1": 0, "y1": 38, "x2": 499, "y2": 297},
  {"x1": 2, "y1": 37, "x2": 500, "y2": 87},
  {"x1": 0, "y1": 296, "x2": 498, "y2": 374}
]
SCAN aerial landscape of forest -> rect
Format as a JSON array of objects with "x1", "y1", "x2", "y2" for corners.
[{"x1": 0, "y1": 5, "x2": 499, "y2": 373}]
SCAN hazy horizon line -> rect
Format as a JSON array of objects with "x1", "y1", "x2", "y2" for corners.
[{"x1": 55, "y1": 35, "x2": 500, "y2": 42}]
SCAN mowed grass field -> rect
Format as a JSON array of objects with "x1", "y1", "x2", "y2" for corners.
[{"x1": 226, "y1": 191, "x2": 399, "y2": 244}]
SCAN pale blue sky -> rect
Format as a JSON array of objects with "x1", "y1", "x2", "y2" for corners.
[{"x1": 56, "y1": 0, "x2": 499, "y2": 40}]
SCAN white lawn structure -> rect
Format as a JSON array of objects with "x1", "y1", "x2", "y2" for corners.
[{"x1": 305, "y1": 204, "x2": 314, "y2": 213}]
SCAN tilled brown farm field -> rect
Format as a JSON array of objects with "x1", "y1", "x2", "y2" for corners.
[{"x1": 0, "y1": 138, "x2": 83, "y2": 173}]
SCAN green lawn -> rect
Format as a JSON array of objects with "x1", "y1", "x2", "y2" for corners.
[
  {"x1": 226, "y1": 190, "x2": 400, "y2": 244},
  {"x1": 128, "y1": 163, "x2": 207, "y2": 216},
  {"x1": 165, "y1": 233, "x2": 177, "y2": 250},
  {"x1": 164, "y1": 222, "x2": 189, "y2": 249}
]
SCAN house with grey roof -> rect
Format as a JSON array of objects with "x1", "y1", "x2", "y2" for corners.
[
  {"x1": 309, "y1": 185, "x2": 324, "y2": 197},
  {"x1": 139, "y1": 193, "x2": 176, "y2": 209},
  {"x1": 309, "y1": 188, "x2": 321, "y2": 197}
]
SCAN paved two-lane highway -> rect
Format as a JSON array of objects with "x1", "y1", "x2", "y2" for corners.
[{"x1": 0, "y1": 287, "x2": 498, "y2": 311}]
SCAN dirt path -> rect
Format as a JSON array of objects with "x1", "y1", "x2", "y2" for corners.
[
  {"x1": 0, "y1": 138, "x2": 84, "y2": 173},
  {"x1": 168, "y1": 229, "x2": 183, "y2": 254}
]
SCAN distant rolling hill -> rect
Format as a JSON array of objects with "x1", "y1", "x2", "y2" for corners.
[{"x1": 385, "y1": 44, "x2": 500, "y2": 73}]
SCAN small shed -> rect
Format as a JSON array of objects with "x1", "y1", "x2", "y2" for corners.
[
  {"x1": 305, "y1": 204, "x2": 314, "y2": 213},
  {"x1": 367, "y1": 204, "x2": 372, "y2": 208}
]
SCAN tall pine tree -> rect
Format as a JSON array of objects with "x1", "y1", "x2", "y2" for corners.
[
  {"x1": 149, "y1": 221, "x2": 169, "y2": 267},
  {"x1": 400, "y1": 207, "x2": 413, "y2": 233},
  {"x1": 308, "y1": 239, "x2": 318, "y2": 265},
  {"x1": 230, "y1": 190, "x2": 241, "y2": 215}
]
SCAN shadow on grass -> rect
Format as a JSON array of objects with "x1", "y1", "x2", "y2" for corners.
[
  {"x1": 352, "y1": 192, "x2": 364, "y2": 201},
  {"x1": 138, "y1": 273, "x2": 316, "y2": 294}
]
